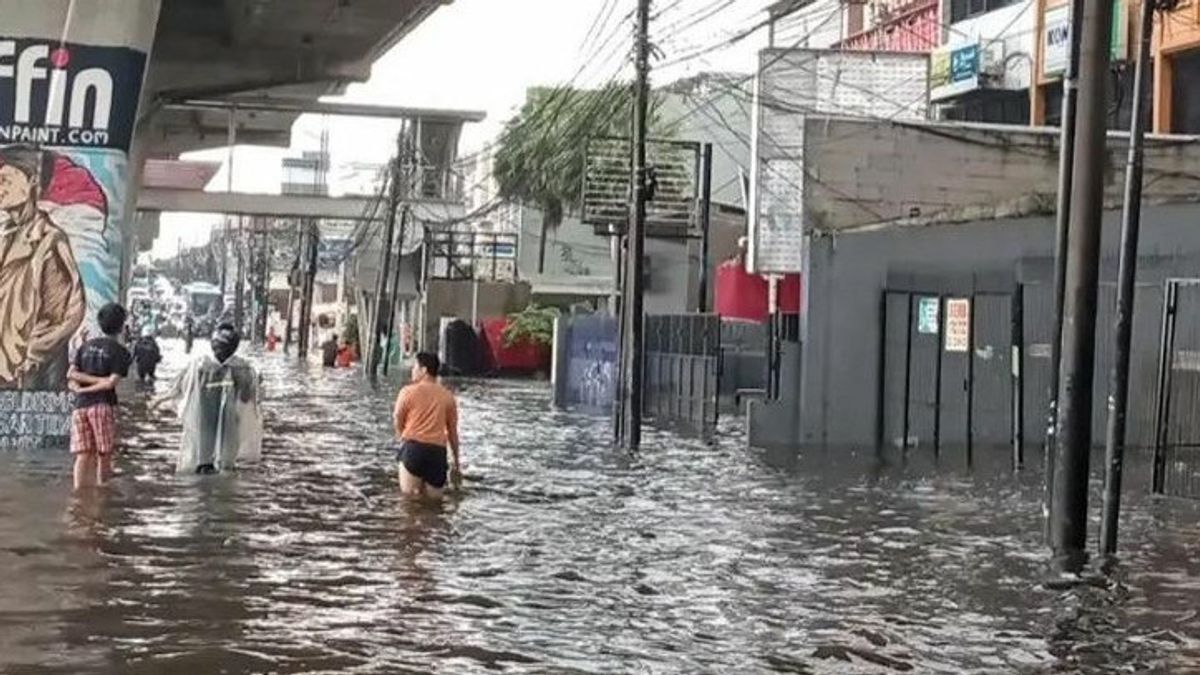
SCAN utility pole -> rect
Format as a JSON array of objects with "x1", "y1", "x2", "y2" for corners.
[
  {"x1": 297, "y1": 221, "x2": 319, "y2": 360},
  {"x1": 1045, "y1": 0, "x2": 1086, "y2": 536},
  {"x1": 697, "y1": 143, "x2": 714, "y2": 313},
  {"x1": 1101, "y1": 0, "x2": 1157, "y2": 558},
  {"x1": 369, "y1": 132, "x2": 404, "y2": 377},
  {"x1": 284, "y1": 220, "x2": 300, "y2": 354},
  {"x1": 1049, "y1": 0, "x2": 1113, "y2": 571},
  {"x1": 221, "y1": 107, "x2": 237, "y2": 302},
  {"x1": 234, "y1": 216, "x2": 245, "y2": 332},
  {"x1": 383, "y1": 206, "x2": 410, "y2": 376},
  {"x1": 619, "y1": 0, "x2": 652, "y2": 450}
]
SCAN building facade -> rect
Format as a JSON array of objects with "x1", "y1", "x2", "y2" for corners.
[{"x1": 1154, "y1": 0, "x2": 1200, "y2": 133}]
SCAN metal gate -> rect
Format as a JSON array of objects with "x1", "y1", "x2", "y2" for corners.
[
  {"x1": 556, "y1": 314, "x2": 619, "y2": 412},
  {"x1": 644, "y1": 314, "x2": 721, "y2": 438},
  {"x1": 879, "y1": 290, "x2": 1020, "y2": 462},
  {"x1": 1153, "y1": 279, "x2": 1200, "y2": 498}
]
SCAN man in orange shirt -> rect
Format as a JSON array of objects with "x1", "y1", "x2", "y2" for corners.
[{"x1": 394, "y1": 352, "x2": 461, "y2": 499}]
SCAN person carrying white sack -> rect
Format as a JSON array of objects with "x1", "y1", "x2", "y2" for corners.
[{"x1": 152, "y1": 322, "x2": 263, "y2": 474}]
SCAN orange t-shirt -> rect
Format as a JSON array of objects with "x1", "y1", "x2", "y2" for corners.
[{"x1": 394, "y1": 379, "x2": 458, "y2": 446}]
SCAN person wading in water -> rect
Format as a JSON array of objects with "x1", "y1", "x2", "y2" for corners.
[{"x1": 394, "y1": 352, "x2": 461, "y2": 500}]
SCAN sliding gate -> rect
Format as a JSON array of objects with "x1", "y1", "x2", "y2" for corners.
[
  {"x1": 644, "y1": 314, "x2": 720, "y2": 439},
  {"x1": 879, "y1": 290, "x2": 1021, "y2": 462}
]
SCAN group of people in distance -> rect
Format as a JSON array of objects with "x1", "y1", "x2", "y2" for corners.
[
  {"x1": 320, "y1": 333, "x2": 357, "y2": 368},
  {"x1": 65, "y1": 303, "x2": 462, "y2": 501}
]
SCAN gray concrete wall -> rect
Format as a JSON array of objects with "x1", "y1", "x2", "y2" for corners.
[
  {"x1": 801, "y1": 117, "x2": 1200, "y2": 233},
  {"x1": 422, "y1": 280, "x2": 531, "y2": 351},
  {"x1": 793, "y1": 201, "x2": 1200, "y2": 450}
]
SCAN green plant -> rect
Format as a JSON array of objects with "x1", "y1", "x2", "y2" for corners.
[{"x1": 503, "y1": 304, "x2": 558, "y2": 347}]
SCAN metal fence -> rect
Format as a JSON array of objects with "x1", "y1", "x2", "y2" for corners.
[
  {"x1": 644, "y1": 314, "x2": 721, "y2": 439},
  {"x1": 1153, "y1": 279, "x2": 1200, "y2": 499},
  {"x1": 719, "y1": 320, "x2": 767, "y2": 399}
]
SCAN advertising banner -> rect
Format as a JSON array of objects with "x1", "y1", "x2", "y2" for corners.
[{"x1": 0, "y1": 1, "x2": 159, "y2": 449}]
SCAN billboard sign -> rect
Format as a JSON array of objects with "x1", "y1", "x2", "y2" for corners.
[{"x1": 748, "y1": 49, "x2": 929, "y2": 274}]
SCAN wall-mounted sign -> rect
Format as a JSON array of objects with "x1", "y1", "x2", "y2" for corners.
[
  {"x1": 918, "y1": 296, "x2": 939, "y2": 335},
  {"x1": 930, "y1": 43, "x2": 981, "y2": 101},
  {"x1": 1043, "y1": 0, "x2": 1127, "y2": 78},
  {"x1": 945, "y1": 298, "x2": 971, "y2": 352}
]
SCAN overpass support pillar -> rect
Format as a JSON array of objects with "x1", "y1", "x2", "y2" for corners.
[{"x1": 0, "y1": 0, "x2": 161, "y2": 450}]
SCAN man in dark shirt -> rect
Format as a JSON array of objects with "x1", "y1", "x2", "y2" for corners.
[
  {"x1": 321, "y1": 333, "x2": 339, "y2": 368},
  {"x1": 133, "y1": 326, "x2": 162, "y2": 383},
  {"x1": 68, "y1": 303, "x2": 132, "y2": 490}
]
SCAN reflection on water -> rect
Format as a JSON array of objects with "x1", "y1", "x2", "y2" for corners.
[{"x1": 1, "y1": 339, "x2": 1199, "y2": 674}]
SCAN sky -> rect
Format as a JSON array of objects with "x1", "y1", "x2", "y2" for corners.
[{"x1": 152, "y1": 0, "x2": 775, "y2": 259}]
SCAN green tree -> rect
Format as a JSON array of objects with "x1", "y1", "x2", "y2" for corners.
[{"x1": 492, "y1": 83, "x2": 668, "y2": 274}]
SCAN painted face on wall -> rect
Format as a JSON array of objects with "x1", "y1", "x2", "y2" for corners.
[{"x1": 0, "y1": 165, "x2": 33, "y2": 211}]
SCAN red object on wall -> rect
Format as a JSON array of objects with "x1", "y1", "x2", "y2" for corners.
[
  {"x1": 478, "y1": 317, "x2": 550, "y2": 372},
  {"x1": 714, "y1": 259, "x2": 801, "y2": 323}
]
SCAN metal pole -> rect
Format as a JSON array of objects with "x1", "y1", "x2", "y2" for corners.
[
  {"x1": 1101, "y1": 0, "x2": 1156, "y2": 558},
  {"x1": 622, "y1": 0, "x2": 651, "y2": 450},
  {"x1": 697, "y1": 143, "x2": 714, "y2": 313},
  {"x1": 1045, "y1": 0, "x2": 1085, "y2": 542},
  {"x1": 1050, "y1": 0, "x2": 1113, "y2": 571}
]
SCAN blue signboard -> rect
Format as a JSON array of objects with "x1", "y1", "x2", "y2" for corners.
[{"x1": 949, "y1": 44, "x2": 979, "y2": 84}]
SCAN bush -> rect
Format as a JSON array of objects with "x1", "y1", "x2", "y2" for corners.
[{"x1": 502, "y1": 304, "x2": 557, "y2": 347}]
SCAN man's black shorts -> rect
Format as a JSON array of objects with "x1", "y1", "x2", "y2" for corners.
[{"x1": 397, "y1": 440, "x2": 448, "y2": 488}]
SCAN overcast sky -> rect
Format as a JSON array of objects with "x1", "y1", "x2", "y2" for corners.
[{"x1": 152, "y1": 0, "x2": 774, "y2": 258}]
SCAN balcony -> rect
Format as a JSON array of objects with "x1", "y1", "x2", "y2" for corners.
[{"x1": 837, "y1": 0, "x2": 941, "y2": 53}]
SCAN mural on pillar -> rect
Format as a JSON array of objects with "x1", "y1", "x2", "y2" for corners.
[{"x1": 0, "y1": 33, "x2": 148, "y2": 448}]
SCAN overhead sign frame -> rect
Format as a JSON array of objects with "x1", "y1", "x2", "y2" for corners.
[{"x1": 582, "y1": 136, "x2": 702, "y2": 239}]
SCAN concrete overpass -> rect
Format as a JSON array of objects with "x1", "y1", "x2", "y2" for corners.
[{"x1": 143, "y1": 0, "x2": 452, "y2": 156}]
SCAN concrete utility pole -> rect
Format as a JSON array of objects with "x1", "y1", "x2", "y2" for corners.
[
  {"x1": 368, "y1": 132, "x2": 404, "y2": 378},
  {"x1": 618, "y1": 0, "x2": 652, "y2": 450},
  {"x1": 1101, "y1": 0, "x2": 1157, "y2": 558},
  {"x1": 297, "y1": 220, "x2": 319, "y2": 360},
  {"x1": 1045, "y1": 0, "x2": 1086, "y2": 533},
  {"x1": 1050, "y1": 0, "x2": 1114, "y2": 571}
]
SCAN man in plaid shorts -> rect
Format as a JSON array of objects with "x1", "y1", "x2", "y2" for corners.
[{"x1": 68, "y1": 303, "x2": 132, "y2": 490}]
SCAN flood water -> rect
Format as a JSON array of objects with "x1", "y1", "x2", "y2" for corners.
[{"x1": 2, "y1": 340, "x2": 1199, "y2": 674}]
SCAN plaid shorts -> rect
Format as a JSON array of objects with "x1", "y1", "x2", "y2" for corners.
[{"x1": 71, "y1": 404, "x2": 117, "y2": 457}]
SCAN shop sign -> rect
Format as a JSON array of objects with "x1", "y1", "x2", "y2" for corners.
[
  {"x1": 930, "y1": 43, "x2": 981, "y2": 101},
  {"x1": 1043, "y1": 0, "x2": 1127, "y2": 78}
]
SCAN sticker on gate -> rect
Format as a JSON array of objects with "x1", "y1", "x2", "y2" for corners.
[{"x1": 945, "y1": 298, "x2": 970, "y2": 352}]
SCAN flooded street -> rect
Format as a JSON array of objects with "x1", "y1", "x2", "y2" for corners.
[{"x1": 2, "y1": 341, "x2": 1200, "y2": 674}]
